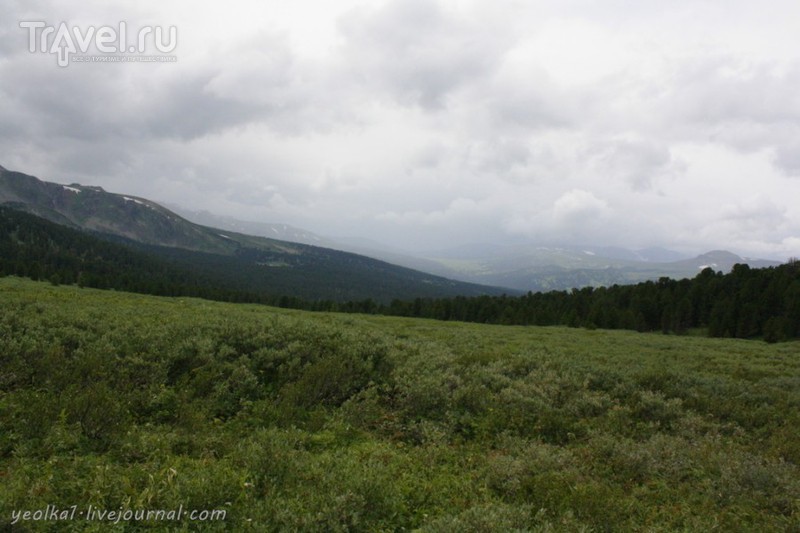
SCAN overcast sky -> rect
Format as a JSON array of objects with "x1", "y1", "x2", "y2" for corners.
[{"x1": 2, "y1": 0, "x2": 800, "y2": 258}]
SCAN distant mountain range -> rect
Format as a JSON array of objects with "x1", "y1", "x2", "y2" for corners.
[
  {"x1": 0, "y1": 166, "x2": 511, "y2": 302},
  {"x1": 407, "y1": 244, "x2": 781, "y2": 292},
  {"x1": 172, "y1": 209, "x2": 782, "y2": 292},
  {"x1": 1, "y1": 164, "x2": 783, "y2": 298},
  {"x1": 165, "y1": 194, "x2": 784, "y2": 293}
]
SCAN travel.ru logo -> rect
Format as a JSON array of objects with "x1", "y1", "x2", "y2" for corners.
[{"x1": 20, "y1": 21, "x2": 177, "y2": 67}]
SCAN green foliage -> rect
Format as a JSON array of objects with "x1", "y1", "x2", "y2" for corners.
[
  {"x1": 1, "y1": 278, "x2": 799, "y2": 531},
  {"x1": 3, "y1": 206, "x2": 798, "y2": 343}
]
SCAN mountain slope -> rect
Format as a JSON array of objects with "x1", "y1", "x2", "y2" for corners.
[
  {"x1": 166, "y1": 205, "x2": 337, "y2": 248},
  {"x1": 0, "y1": 206, "x2": 512, "y2": 303},
  {"x1": 171, "y1": 206, "x2": 477, "y2": 278},
  {"x1": 0, "y1": 206, "x2": 223, "y2": 294},
  {"x1": 163, "y1": 207, "x2": 783, "y2": 293},
  {"x1": 0, "y1": 168, "x2": 247, "y2": 254},
  {"x1": 3, "y1": 165, "x2": 779, "y2": 297},
  {"x1": 0, "y1": 166, "x2": 512, "y2": 301}
]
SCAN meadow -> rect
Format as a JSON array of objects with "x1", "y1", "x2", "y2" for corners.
[{"x1": 1, "y1": 277, "x2": 798, "y2": 531}]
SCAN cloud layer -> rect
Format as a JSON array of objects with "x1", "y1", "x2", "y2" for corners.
[{"x1": 2, "y1": 0, "x2": 799, "y2": 258}]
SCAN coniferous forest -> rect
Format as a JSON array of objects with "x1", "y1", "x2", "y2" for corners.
[
  {"x1": 380, "y1": 261, "x2": 800, "y2": 342},
  {"x1": 2, "y1": 206, "x2": 798, "y2": 342}
]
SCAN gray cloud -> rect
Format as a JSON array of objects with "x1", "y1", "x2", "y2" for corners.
[
  {"x1": 338, "y1": 0, "x2": 506, "y2": 109},
  {"x1": 0, "y1": 26, "x2": 343, "y2": 146},
  {"x1": 637, "y1": 58, "x2": 800, "y2": 160},
  {"x1": 773, "y1": 140, "x2": 800, "y2": 177},
  {"x1": 675, "y1": 61, "x2": 800, "y2": 127},
  {"x1": 140, "y1": 73, "x2": 268, "y2": 140},
  {"x1": 1, "y1": 0, "x2": 799, "y2": 258},
  {"x1": 584, "y1": 139, "x2": 686, "y2": 192}
]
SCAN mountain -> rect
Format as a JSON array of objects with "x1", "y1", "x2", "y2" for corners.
[
  {"x1": 4, "y1": 165, "x2": 780, "y2": 298},
  {"x1": 156, "y1": 200, "x2": 784, "y2": 294},
  {"x1": 166, "y1": 205, "x2": 337, "y2": 248},
  {"x1": 634, "y1": 247, "x2": 689, "y2": 263},
  {"x1": 0, "y1": 166, "x2": 512, "y2": 302},
  {"x1": 414, "y1": 244, "x2": 781, "y2": 292},
  {"x1": 169, "y1": 205, "x2": 477, "y2": 279},
  {"x1": 0, "y1": 168, "x2": 239, "y2": 254},
  {"x1": 671, "y1": 250, "x2": 779, "y2": 272},
  {"x1": 0, "y1": 206, "x2": 224, "y2": 295}
]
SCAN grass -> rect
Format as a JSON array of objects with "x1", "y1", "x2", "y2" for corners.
[{"x1": 1, "y1": 276, "x2": 798, "y2": 531}]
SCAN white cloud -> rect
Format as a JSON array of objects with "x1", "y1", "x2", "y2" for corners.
[
  {"x1": 2, "y1": 0, "x2": 800, "y2": 258},
  {"x1": 338, "y1": 0, "x2": 506, "y2": 109},
  {"x1": 774, "y1": 139, "x2": 800, "y2": 177},
  {"x1": 584, "y1": 138, "x2": 686, "y2": 192}
]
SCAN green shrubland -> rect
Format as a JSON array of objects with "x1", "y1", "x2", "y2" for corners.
[{"x1": 1, "y1": 277, "x2": 798, "y2": 531}]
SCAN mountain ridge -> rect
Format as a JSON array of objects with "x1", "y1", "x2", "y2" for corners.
[
  {"x1": 165, "y1": 205, "x2": 337, "y2": 249},
  {"x1": 1, "y1": 164, "x2": 781, "y2": 295},
  {"x1": 439, "y1": 246, "x2": 781, "y2": 292},
  {"x1": 0, "y1": 165, "x2": 513, "y2": 301},
  {"x1": 165, "y1": 206, "x2": 781, "y2": 291}
]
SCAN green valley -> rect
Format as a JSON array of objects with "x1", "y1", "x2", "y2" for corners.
[{"x1": 1, "y1": 278, "x2": 798, "y2": 531}]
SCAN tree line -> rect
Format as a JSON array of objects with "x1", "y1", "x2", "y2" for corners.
[
  {"x1": 2, "y1": 206, "x2": 798, "y2": 342},
  {"x1": 375, "y1": 262, "x2": 800, "y2": 342}
]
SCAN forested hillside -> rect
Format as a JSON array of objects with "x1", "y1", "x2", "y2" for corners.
[
  {"x1": 0, "y1": 206, "x2": 260, "y2": 301},
  {"x1": 0, "y1": 207, "x2": 508, "y2": 303}
]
